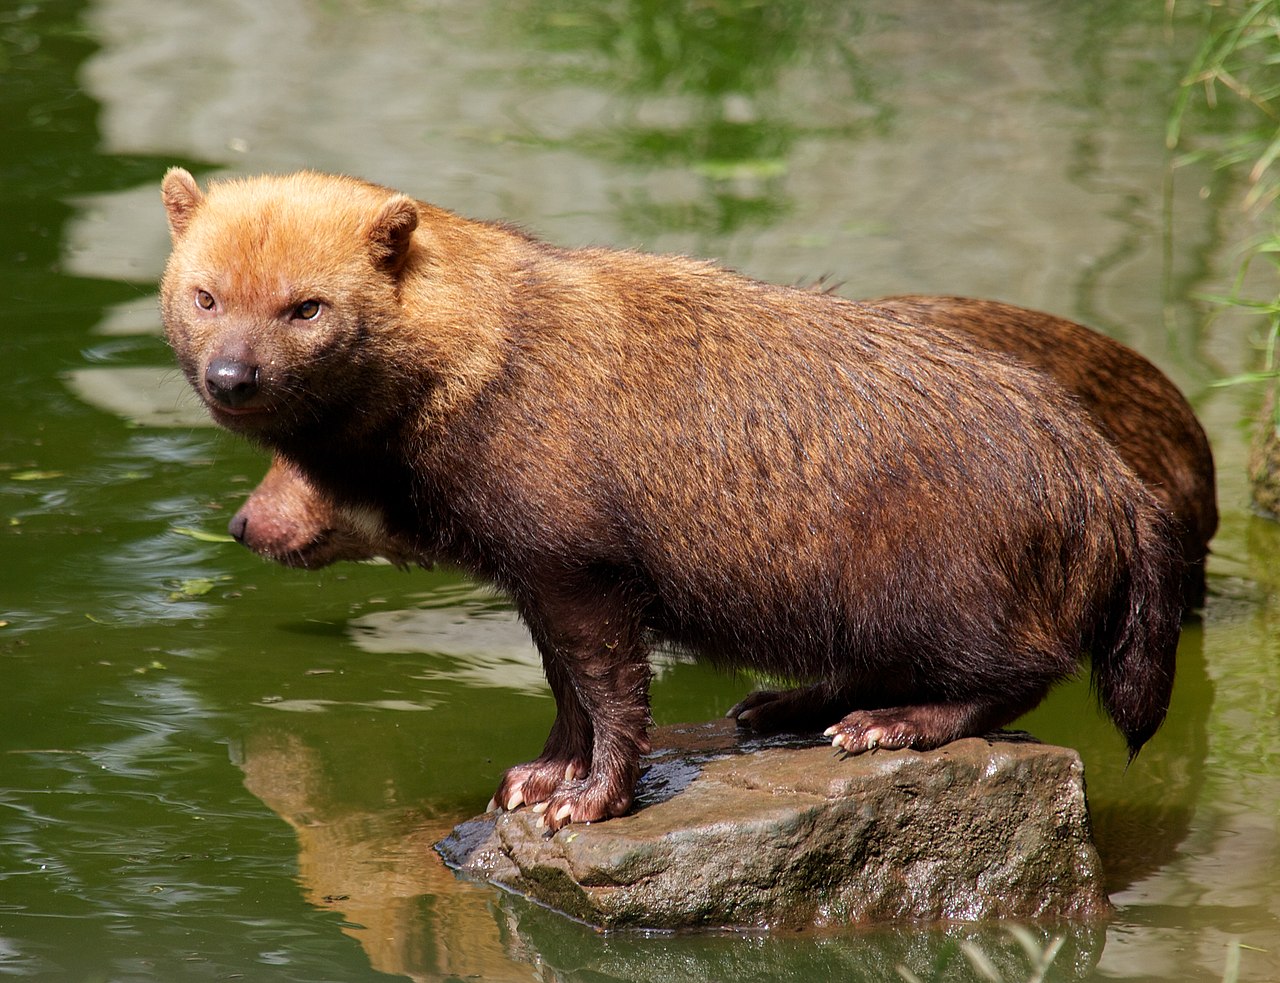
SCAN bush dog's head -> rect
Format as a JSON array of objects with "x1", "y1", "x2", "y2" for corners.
[{"x1": 159, "y1": 168, "x2": 420, "y2": 444}]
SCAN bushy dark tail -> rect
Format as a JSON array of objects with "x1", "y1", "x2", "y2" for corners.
[{"x1": 1090, "y1": 500, "x2": 1185, "y2": 759}]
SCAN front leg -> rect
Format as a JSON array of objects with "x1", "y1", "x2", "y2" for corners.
[
  {"x1": 493, "y1": 583, "x2": 652, "y2": 831},
  {"x1": 490, "y1": 654, "x2": 593, "y2": 812}
]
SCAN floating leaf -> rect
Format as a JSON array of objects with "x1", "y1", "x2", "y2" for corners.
[
  {"x1": 166, "y1": 576, "x2": 230, "y2": 601},
  {"x1": 172, "y1": 526, "x2": 236, "y2": 544},
  {"x1": 11, "y1": 471, "x2": 65, "y2": 482}
]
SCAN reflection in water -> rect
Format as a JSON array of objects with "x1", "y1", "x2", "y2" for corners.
[
  {"x1": 348, "y1": 592, "x2": 550, "y2": 695},
  {"x1": 347, "y1": 586, "x2": 687, "y2": 697},
  {"x1": 237, "y1": 730, "x2": 505, "y2": 982},
  {"x1": 64, "y1": 365, "x2": 207, "y2": 428},
  {"x1": 507, "y1": 0, "x2": 888, "y2": 236}
]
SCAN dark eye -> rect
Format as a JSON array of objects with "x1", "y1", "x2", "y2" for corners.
[
  {"x1": 292, "y1": 300, "x2": 322, "y2": 321},
  {"x1": 195, "y1": 289, "x2": 217, "y2": 311}
]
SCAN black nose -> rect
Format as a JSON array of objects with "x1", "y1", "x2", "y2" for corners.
[
  {"x1": 228, "y1": 511, "x2": 248, "y2": 543},
  {"x1": 205, "y1": 357, "x2": 260, "y2": 408}
]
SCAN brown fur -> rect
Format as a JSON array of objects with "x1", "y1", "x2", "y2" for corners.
[
  {"x1": 160, "y1": 168, "x2": 1184, "y2": 829},
  {"x1": 870, "y1": 296, "x2": 1216, "y2": 607}
]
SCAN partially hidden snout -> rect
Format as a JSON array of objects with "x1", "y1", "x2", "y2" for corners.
[
  {"x1": 228, "y1": 491, "x2": 365, "y2": 570},
  {"x1": 205, "y1": 355, "x2": 260, "y2": 408},
  {"x1": 227, "y1": 495, "x2": 320, "y2": 567},
  {"x1": 226, "y1": 460, "x2": 343, "y2": 569}
]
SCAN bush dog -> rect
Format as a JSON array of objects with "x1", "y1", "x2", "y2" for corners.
[{"x1": 160, "y1": 169, "x2": 1184, "y2": 830}]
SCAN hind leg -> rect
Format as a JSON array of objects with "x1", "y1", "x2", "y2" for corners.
[{"x1": 825, "y1": 693, "x2": 1048, "y2": 754}]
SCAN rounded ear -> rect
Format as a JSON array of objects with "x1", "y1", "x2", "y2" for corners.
[
  {"x1": 367, "y1": 195, "x2": 420, "y2": 273},
  {"x1": 161, "y1": 167, "x2": 204, "y2": 241}
]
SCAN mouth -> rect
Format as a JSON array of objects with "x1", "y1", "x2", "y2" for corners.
[
  {"x1": 206, "y1": 400, "x2": 275, "y2": 427},
  {"x1": 210, "y1": 403, "x2": 269, "y2": 417}
]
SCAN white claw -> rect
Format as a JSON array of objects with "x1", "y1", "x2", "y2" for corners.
[
  {"x1": 830, "y1": 733, "x2": 844, "y2": 749},
  {"x1": 486, "y1": 796, "x2": 499, "y2": 813},
  {"x1": 531, "y1": 801, "x2": 549, "y2": 815},
  {"x1": 564, "y1": 762, "x2": 579, "y2": 781},
  {"x1": 554, "y1": 802, "x2": 573, "y2": 825},
  {"x1": 822, "y1": 725, "x2": 837, "y2": 737},
  {"x1": 505, "y1": 787, "x2": 525, "y2": 812}
]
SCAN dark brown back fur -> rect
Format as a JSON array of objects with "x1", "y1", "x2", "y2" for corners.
[{"x1": 872, "y1": 295, "x2": 1216, "y2": 606}]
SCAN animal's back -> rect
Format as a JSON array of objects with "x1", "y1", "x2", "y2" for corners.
[{"x1": 872, "y1": 294, "x2": 1217, "y2": 605}]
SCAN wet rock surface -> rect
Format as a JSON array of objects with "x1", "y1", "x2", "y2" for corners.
[{"x1": 437, "y1": 720, "x2": 1111, "y2": 931}]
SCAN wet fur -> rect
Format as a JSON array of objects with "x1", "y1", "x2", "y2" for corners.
[{"x1": 161, "y1": 168, "x2": 1185, "y2": 829}]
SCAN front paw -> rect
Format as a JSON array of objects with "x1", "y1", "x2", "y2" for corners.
[
  {"x1": 490, "y1": 756, "x2": 587, "y2": 814},
  {"x1": 531, "y1": 774, "x2": 634, "y2": 832}
]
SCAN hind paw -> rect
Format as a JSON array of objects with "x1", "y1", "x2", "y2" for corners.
[
  {"x1": 727, "y1": 684, "x2": 845, "y2": 734},
  {"x1": 824, "y1": 706, "x2": 954, "y2": 755}
]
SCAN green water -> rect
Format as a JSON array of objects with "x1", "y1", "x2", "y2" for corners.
[{"x1": 2, "y1": 0, "x2": 1278, "y2": 979}]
